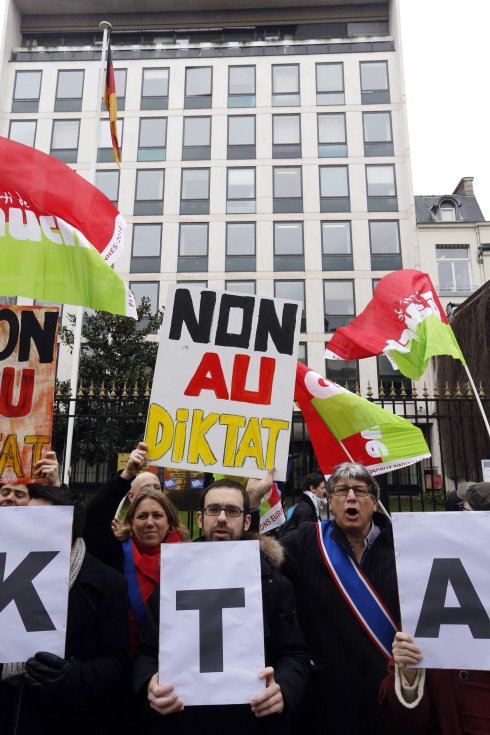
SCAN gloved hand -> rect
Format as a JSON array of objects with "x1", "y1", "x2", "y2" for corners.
[{"x1": 25, "y1": 651, "x2": 71, "y2": 691}]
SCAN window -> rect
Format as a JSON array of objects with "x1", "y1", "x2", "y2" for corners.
[
  {"x1": 440, "y1": 203, "x2": 457, "y2": 222},
  {"x1": 55, "y1": 70, "x2": 84, "y2": 111},
  {"x1": 322, "y1": 221, "x2": 353, "y2": 270},
  {"x1": 436, "y1": 246, "x2": 471, "y2": 294},
  {"x1": 114, "y1": 69, "x2": 127, "y2": 110},
  {"x1": 0, "y1": 295, "x2": 17, "y2": 305},
  {"x1": 177, "y1": 280, "x2": 208, "y2": 288},
  {"x1": 12, "y1": 70, "x2": 42, "y2": 112},
  {"x1": 273, "y1": 167, "x2": 302, "y2": 213},
  {"x1": 226, "y1": 223, "x2": 256, "y2": 271},
  {"x1": 98, "y1": 118, "x2": 124, "y2": 162},
  {"x1": 183, "y1": 116, "x2": 211, "y2": 160},
  {"x1": 274, "y1": 222, "x2": 304, "y2": 271},
  {"x1": 178, "y1": 223, "x2": 209, "y2": 272},
  {"x1": 298, "y1": 342, "x2": 307, "y2": 365},
  {"x1": 129, "y1": 281, "x2": 160, "y2": 331},
  {"x1": 325, "y1": 356, "x2": 358, "y2": 391},
  {"x1": 228, "y1": 66, "x2": 255, "y2": 107},
  {"x1": 131, "y1": 224, "x2": 162, "y2": 273},
  {"x1": 141, "y1": 68, "x2": 169, "y2": 110},
  {"x1": 138, "y1": 118, "x2": 167, "y2": 161},
  {"x1": 274, "y1": 280, "x2": 306, "y2": 332},
  {"x1": 369, "y1": 221, "x2": 402, "y2": 270},
  {"x1": 272, "y1": 65, "x2": 300, "y2": 106},
  {"x1": 360, "y1": 61, "x2": 389, "y2": 104},
  {"x1": 377, "y1": 354, "x2": 411, "y2": 396},
  {"x1": 185, "y1": 67, "x2": 212, "y2": 109},
  {"x1": 272, "y1": 115, "x2": 301, "y2": 158},
  {"x1": 134, "y1": 169, "x2": 164, "y2": 215},
  {"x1": 50, "y1": 119, "x2": 80, "y2": 163},
  {"x1": 180, "y1": 169, "x2": 210, "y2": 215},
  {"x1": 317, "y1": 113, "x2": 347, "y2": 158},
  {"x1": 228, "y1": 116, "x2": 255, "y2": 160},
  {"x1": 316, "y1": 63, "x2": 344, "y2": 105},
  {"x1": 366, "y1": 165, "x2": 397, "y2": 211},
  {"x1": 9, "y1": 120, "x2": 36, "y2": 147},
  {"x1": 225, "y1": 280, "x2": 256, "y2": 294},
  {"x1": 363, "y1": 112, "x2": 393, "y2": 156},
  {"x1": 227, "y1": 168, "x2": 255, "y2": 214},
  {"x1": 323, "y1": 280, "x2": 355, "y2": 332},
  {"x1": 96, "y1": 170, "x2": 119, "y2": 206},
  {"x1": 320, "y1": 166, "x2": 350, "y2": 212}
]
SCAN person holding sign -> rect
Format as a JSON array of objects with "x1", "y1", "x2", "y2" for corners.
[
  {"x1": 0, "y1": 450, "x2": 61, "y2": 507},
  {"x1": 133, "y1": 479, "x2": 310, "y2": 734}
]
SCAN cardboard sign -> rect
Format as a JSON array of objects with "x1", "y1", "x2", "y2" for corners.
[
  {"x1": 145, "y1": 285, "x2": 301, "y2": 481},
  {"x1": 0, "y1": 506, "x2": 72, "y2": 662},
  {"x1": 392, "y1": 512, "x2": 490, "y2": 670},
  {"x1": 0, "y1": 305, "x2": 58, "y2": 482},
  {"x1": 159, "y1": 540, "x2": 265, "y2": 705}
]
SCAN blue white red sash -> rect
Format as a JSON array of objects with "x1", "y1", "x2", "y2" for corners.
[
  {"x1": 317, "y1": 520, "x2": 398, "y2": 659},
  {"x1": 122, "y1": 539, "x2": 147, "y2": 627}
]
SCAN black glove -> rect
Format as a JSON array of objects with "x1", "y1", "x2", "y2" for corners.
[{"x1": 25, "y1": 651, "x2": 71, "y2": 691}]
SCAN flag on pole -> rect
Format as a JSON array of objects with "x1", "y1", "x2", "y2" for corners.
[
  {"x1": 103, "y1": 41, "x2": 121, "y2": 165},
  {"x1": 324, "y1": 269, "x2": 465, "y2": 380},
  {"x1": 295, "y1": 361, "x2": 430, "y2": 476},
  {"x1": 259, "y1": 481, "x2": 285, "y2": 533},
  {"x1": 0, "y1": 137, "x2": 136, "y2": 317}
]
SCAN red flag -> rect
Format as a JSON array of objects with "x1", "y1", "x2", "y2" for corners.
[{"x1": 103, "y1": 42, "x2": 121, "y2": 165}]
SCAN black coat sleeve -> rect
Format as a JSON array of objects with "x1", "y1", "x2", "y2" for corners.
[
  {"x1": 83, "y1": 472, "x2": 131, "y2": 570},
  {"x1": 132, "y1": 585, "x2": 160, "y2": 698},
  {"x1": 292, "y1": 501, "x2": 317, "y2": 525}
]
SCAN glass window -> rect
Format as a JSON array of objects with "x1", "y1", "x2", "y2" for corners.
[
  {"x1": 318, "y1": 113, "x2": 347, "y2": 157},
  {"x1": 55, "y1": 70, "x2": 84, "y2": 111},
  {"x1": 316, "y1": 63, "x2": 344, "y2": 105},
  {"x1": 320, "y1": 166, "x2": 350, "y2": 213},
  {"x1": 273, "y1": 167, "x2": 302, "y2": 213},
  {"x1": 272, "y1": 115, "x2": 301, "y2": 158},
  {"x1": 439, "y1": 201, "x2": 457, "y2": 222},
  {"x1": 12, "y1": 70, "x2": 42, "y2": 112},
  {"x1": 50, "y1": 119, "x2": 80, "y2": 163},
  {"x1": 225, "y1": 280, "x2": 256, "y2": 294},
  {"x1": 323, "y1": 280, "x2": 355, "y2": 332},
  {"x1": 377, "y1": 354, "x2": 411, "y2": 396},
  {"x1": 178, "y1": 223, "x2": 209, "y2": 271},
  {"x1": 298, "y1": 342, "x2": 307, "y2": 365},
  {"x1": 369, "y1": 220, "x2": 401, "y2": 270},
  {"x1": 138, "y1": 118, "x2": 167, "y2": 161},
  {"x1": 180, "y1": 169, "x2": 210, "y2": 214},
  {"x1": 183, "y1": 116, "x2": 211, "y2": 159},
  {"x1": 360, "y1": 61, "x2": 389, "y2": 104},
  {"x1": 0, "y1": 295, "x2": 17, "y2": 305},
  {"x1": 185, "y1": 67, "x2": 212, "y2": 108},
  {"x1": 274, "y1": 222, "x2": 304, "y2": 271},
  {"x1": 226, "y1": 222, "x2": 256, "y2": 272},
  {"x1": 272, "y1": 65, "x2": 300, "y2": 106},
  {"x1": 134, "y1": 169, "x2": 164, "y2": 215},
  {"x1": 98, "y1": 118, "x2": 124, "y2": 162},
  {"x1": 177, "y1": 280, "x2": 208, "y2": 288},
  {"x1": 131, "y1": 224, "x2": 162, "y2": 273},
  {"x1": 274, "y1": 280, "x2": 306, "y2": 331},
  {"x1": 366, "y1": 165, "x2": 397, "y2": 212},
  {"x1": 322, "y1": 221, "x2": 353, "y2": 270},
  {"x1": 227, "y1": 168, "x2": 256, "y2": 214},
  {"x1": 436, "y1": 247, "x2": 471, "y2": 294},
  {"x1": 129, "y1": 281, "x2": 160, "y2": 330},
  {"x1": 96, "y1": 170, "x2": 119, "y2": 205},
  {"x1": 325, "y1": 357, "x2": 358, "y2": 391},
  {"x1": 363, "y1": 112, "x2": 393, "y2": 156},
  {"x1": 228, "y1": 66, "x2": 255, "y2": 107},
  {"x1": 228, "y1": 115, "x2": 255, "y2": 159},
  {"x1": 9, "y1": 120, "x2": 36, "y2": 147},
  {"x1": 114, "y1": 69, "x2": 127, "y2": 109},
  {"x1": 141, "y1": 68, "x2": 169, "y2": 109}
]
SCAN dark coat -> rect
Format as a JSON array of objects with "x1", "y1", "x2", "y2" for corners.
[
  {"x1": 379, "y1": 664, "x2": 490, "y2": 735},
  {"x1": 132, "y1": 535, "x2": 310, "y2": 735},
  {"x1": 281, "y1": 514, "x2": 400, "y2": 735},
  {"x1": 84, "y1": 471, "x2": 131, "y2": 572},
  {"x1": 292, "y1": 493, "x2": 319, "y2": 524},
  {"x1": 0, "y1": 552, "x2": 130, "y2": 735}
]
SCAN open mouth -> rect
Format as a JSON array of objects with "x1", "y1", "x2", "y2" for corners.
[{"x1": 345, "y1": 507, "x2": 359, "y2": 518}]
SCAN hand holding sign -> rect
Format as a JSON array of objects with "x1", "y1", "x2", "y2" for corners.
[
  {"x1": 33, "y1": 451, "x2": 60, "y2": 486},
  {"x1": 121, "y1": 441, "x2": 149, "y2": 480},
  {"x1": 250, "y1": 667, "x2": 284, "y2": 717},
  {"x1": 148, "y1": 674, "x2": 184, "y2": 715}
]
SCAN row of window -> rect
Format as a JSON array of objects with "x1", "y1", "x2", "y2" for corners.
[
  {"x1": 12, "y1": 61, "x2": 390, "y2": 112},
  {"x1": 127, "y1": 220, "x2": 402, "y2": 274}
]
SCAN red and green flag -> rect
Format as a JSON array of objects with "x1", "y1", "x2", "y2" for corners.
[
  {"x1": 295, "y1": 361, "x2": 430, "y2": 476},
  {"x1": 0, "y1": 137, "x2": 135, "y2": 317},
  {"x1": 103, "y1": 41, "x2": 121, "y2": 165},
  {"x1": 324, "y1": 269, "x2": 465, "y2": 380},
  {"x1": 259, "y1": 481, "x2": 285, "y2": 533}
]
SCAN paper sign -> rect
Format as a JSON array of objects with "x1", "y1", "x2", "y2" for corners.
[
  {"x1": 0, "y1": 305, "x2": 58, "y2": 483},
  {"x1": 0, "y1": 506, "x2": 72, "y2": 662},
  {"x1": 392, "y1": 512, "x2": 490, "y2": 670},
  {"x1": 159, "y1": 540, "x2": 265, "y2": 705},
  {"x1": 145, "y1": 285, "x2": 301, "y2": 480}
]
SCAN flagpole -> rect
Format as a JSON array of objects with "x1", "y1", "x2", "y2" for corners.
[
  {"x1": 63, "y1": 21, "x2": 112, "y2": 484},
  {"x1": 463, "y1": 363, "x2": 490, "y2": 439}
]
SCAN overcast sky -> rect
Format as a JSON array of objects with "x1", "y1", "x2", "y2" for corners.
[{"x1": 399, "y1": 0, "x2": 490, "y2": 219}]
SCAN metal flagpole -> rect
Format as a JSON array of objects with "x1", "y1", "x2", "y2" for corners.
[{"x1": 63, "y1": 21, "x2": 113, "y2": 484}]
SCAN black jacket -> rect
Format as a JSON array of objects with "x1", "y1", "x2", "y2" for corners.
[
  {"x1": 0, "y1": 552, "x2": 130, "y2": 735},
  {"x1": 84, "y1": 471, "x2": 131, "y2": 572},
  {"x1": 133, "y1": 534, "x2": 310, "y2": 735},
  {"x1": 292, "y1": 493, "x2": 319, "y2": 524},
  {"x1": 281, "y1": 514, "x2": 400, "y2": 735}
]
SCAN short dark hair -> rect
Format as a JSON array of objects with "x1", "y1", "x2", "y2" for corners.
[
  {"x1": 326, "y1": 463, "x2": 380, "y2": 499},
  {"x1": 303, "y1": 472, "x2": 325, "y2": 493},
  {"x1": 28, "y1": 485, "x2": 86, "y2": 539},
  {"x1": 200, "y1": 479, "x2": 250, "y2": 515}
]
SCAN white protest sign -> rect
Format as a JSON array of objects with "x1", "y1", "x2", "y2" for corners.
[
  {"x1": 145, "y1": 284, "x2": 301, "y2": 481},
  {"x1": 0, "y1": 506, "x2": 72, "y2": 663},
  {"x1": 392, "y1": 512, "x2": 490, "y2": 670},
  {"x1": 159, "y1": 540, "x2": 265, "y2": 705}
]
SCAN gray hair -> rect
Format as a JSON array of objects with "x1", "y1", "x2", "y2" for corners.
[{"x1": 327, "y1": 463, "x2": 380, "y2": 499}]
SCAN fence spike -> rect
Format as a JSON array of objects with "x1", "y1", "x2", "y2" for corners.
[
  {"x1": 122, "y1": 381, "x2": 128, "y2": 398},
  {"x1": 422, "y1": 383, "x2": 429, "y2": 398},
  {"x1": 88, "y1": 381, "x2": 94, "y2": 398},
  {"x1": 479, "y1": 382, "x2": 486, "y2": 398},
  {"x1": 55, "y1": 383, "x2": 63, "y2": 398},
  {"x1": 444, "y1": 381, "x2": 451, "y2": 398},
  {"x1": 411, "y1": 383, "x2": 418, "y2": 398},
  {"x1": 465, "y1": 382, "x2": 473, "y2": 398},
  {"x1": 133, "y1": 382, "x2": 140, "y2": 398},
  {"x1": 99, "y1": 381, "x2": 106, "y2": 398},
  {"x1": 389, "y1": 382, "x2": 396, "y2": 398},
  {"x1": 379, "y1": 382, "x2": 385, "y2": 398},
  {"x1": 455, "y1": 381, "x2": 462, "y2": 398},
  {"x1": 400, "y1": 383, "x2": 407, "y2": 398},
  {"x1": 354, "y1": 381, "x2": 360, "y2": 395},
  {"x1": 367, "y1": 381, "x2": 373, "y2": 399},
  {"x1": 433, "y1": 384, "x2": 440, "y2": 398},
  {"x1": 144, "y1": 381, "x2": 151, "y2": 398},
  {"x1": 77, "y1": 380, "x2": 84, "y2": 398},
  {"x1": 110, "y1": 382, "x2": 116, "y2": 398}
]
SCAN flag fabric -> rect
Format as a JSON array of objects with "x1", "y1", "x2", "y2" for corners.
[
  {"x1": 295, "y1": 361, "x2": 430, "y2": 477},
  {"x1": 103, "y1": 41, "x2": 121, "y2": 165},
  {"x1": 259, "y1": 481, "x2": 285, "y2": 533},
  {"x1": 0, "y1": 137, "x2": 136, "y2": 317},
  {"x1": 324, "y1": 269, "x2": 465, "y2": 380}
]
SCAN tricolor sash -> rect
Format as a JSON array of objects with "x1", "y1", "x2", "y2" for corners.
[
  {"x1": 317, "y1": 520, "x2": 398, "y2": 659},
  {"x1": 122, "y1": 538, "x2": 147, "y2": 627}
]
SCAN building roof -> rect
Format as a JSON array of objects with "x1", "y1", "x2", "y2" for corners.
[{"x1": 414, "y1": 194, "x2": 485, "y2": 224}]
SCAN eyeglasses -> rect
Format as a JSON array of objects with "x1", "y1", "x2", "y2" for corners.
[
  {"x1": 330, "y1": 485, "x2": 372, "y2": 498},
  {"x1": 203, "y1": 504, "x2": 244, "y2": 518}
]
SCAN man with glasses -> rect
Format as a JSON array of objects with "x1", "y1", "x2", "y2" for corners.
[
  {"x1": 133, "y1": 478, "x2": 309, "y2": 734},
  {"x1": 281, "y1": 462, "x2": 399, "y2": 735}
]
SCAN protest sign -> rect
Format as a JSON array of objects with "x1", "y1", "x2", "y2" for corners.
[
  {"x1": 0, "y1": 305, "x2": 58, "y2": 482},
  {"x1": 159, "y1": 540, "x2": 264, "y2": 705},
  {"x1": 392, "y1": 512, "x2": 490, "y2": 670},
  {"x1": 145, "y1": 285, "x2": 301, "y2": 480},
  {"x1": 0, "y1": 506, "x2": 72, "y2": 662}
]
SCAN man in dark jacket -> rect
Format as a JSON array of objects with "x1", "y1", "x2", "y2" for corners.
[
  {"x1": 281, "y1": 472, "x2": 326, "y2": 537},
  {"x1": 133, "y1": 479, "x2": 310, "y2": 735}
]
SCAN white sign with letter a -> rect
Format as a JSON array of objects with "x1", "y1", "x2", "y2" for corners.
[
  {"x1": 159, "y1": 540, "x2": 265, "y2": 705},
  {"x1": 392, "y1": 512, "x2": 490, "y2": 670}
]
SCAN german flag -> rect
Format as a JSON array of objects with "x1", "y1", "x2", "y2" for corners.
[{"x1": 103, "y1": 41, "x2": 121, "y2": 165}]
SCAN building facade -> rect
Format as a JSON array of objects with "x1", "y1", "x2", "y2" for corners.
[{"x1": 0, "y1": 0, "x2": 420, "y2": 393}]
